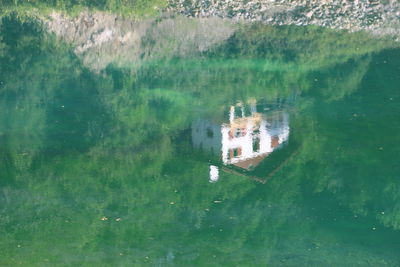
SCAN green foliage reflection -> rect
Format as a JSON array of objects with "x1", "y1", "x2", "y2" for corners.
[{"x1": 0, "y1": 15, "x2": 400, "y2": 266}]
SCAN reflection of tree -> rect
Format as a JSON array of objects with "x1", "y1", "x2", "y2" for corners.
[
  {"x1": 292, "y1": 48, "x2": 400, "y2": 232},
  {"x1": 0, "y1": 16, "x2": 107, "y2": 160},
  {"x1": 207, "y1": 23, "x2": 394, "y2": 70},
  {"x1": 309, "y1": 55, "x2": 372, "y2": 101}
]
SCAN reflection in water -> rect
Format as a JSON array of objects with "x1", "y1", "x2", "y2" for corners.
[
  {"x1": 2, "y1": 13, "x2": 400, "y2": 266},
  {"x1": 45, "y1": 13, "x2": 235, "y2": 72},
  {"x1": 192, "y1": 99, "x2": 289, "y2": 182},
  {"x1": 209, "y1": 165, "x2": 219, "y2": 183}
]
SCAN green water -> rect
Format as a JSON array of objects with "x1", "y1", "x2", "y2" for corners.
[{"x1": 1, "y1": 15, "x2": 400, "y2": 266}]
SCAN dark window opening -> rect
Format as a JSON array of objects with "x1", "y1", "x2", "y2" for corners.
[{"x1": 253, "y1": 137, "x2": 260, "y2": 152}]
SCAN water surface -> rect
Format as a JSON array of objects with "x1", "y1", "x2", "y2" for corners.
[{"x1": 0, "y1": 15, "x2": 400, "y2": 266}]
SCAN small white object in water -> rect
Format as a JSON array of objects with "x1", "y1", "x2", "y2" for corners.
[{"x1": 209, "y1": 165, "x2": 219, "y2": 183}]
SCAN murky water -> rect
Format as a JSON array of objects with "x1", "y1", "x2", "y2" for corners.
[{"x1": 1, "y1": 15, "x2": 400, "y2": 266}]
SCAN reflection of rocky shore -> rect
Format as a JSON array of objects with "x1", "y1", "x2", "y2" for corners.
[
  {"x1": 45, "y1": 12, "x2": 234, "y2": 71},
  {"x1": 41, "y1": 1, "x2": 399, "y2": 72},
  {"x1": 167, "y1": 0, "x2": 400, "y2": 40}
]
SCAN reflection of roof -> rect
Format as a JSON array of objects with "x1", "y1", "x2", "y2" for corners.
[
  {"x1": 233, "y1": 153, "x2": 269, "y2": 170},
  {"x1": 229, "y1": 114, "x2": 262, "y2": 128}
]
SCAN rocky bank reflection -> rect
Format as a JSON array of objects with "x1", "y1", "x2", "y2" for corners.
[
  {"x1": 45, "y1": 12, "x2": 235, "y2": 72},
  {"x1": 192, "y1": 98, "x2": 290, "y2": 182}
]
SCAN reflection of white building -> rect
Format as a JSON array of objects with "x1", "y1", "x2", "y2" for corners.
[{"x1": 192, "y1": 99, "x2": 289, "y2": 174}]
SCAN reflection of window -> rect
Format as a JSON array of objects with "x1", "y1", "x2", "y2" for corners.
[
  {"x1": 234, "y1": 148, "x2": 241, "y2": 157},
  {"x1": 235, "y1": 129, "x2": 241, "y2": 137},
  {"x1": 252, "y1": 137, "x2": 260, "y2": 152},
  {"x1": 228, "y1": 148, "x2": 242, "y2": 159},
  {"x1": 229, "y1": 128, "x2": 246, "y2": 139},
  {"x1": 234, "y1": 107, "x2": 242, "y2": 118}
]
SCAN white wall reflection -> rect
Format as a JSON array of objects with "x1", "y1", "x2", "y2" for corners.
[
  {"x1": 209, "y1": 165, "x2": 219, "y2": 183},
  {"x1": 193, "y1": 99, "x2": 290, "y2": 178}
]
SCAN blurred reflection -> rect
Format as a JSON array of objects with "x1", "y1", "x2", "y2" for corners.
[
  {"x1": 192, "y1": 98, "x2": 289, "y2": 182},
  {"x1": 209, "y1": 165, "x2": 219, "y2": 183}
]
